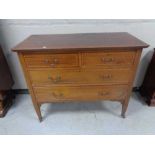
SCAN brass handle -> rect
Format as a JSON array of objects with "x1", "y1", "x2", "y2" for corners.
[
  {"x1": 44, "y1": 59, "x2": 50, "y2": 64},
  {"x1": 50, "y1": 58, "x2": 59, "y2": 67},
  {"x1": 101, "y1": 57, "x2": 114, "y2": 63},
  {"x1": 53, "y1": 58, "x2": 58, "y2": 63},
  {"x1": 52, "y1": 92, "x2": 64, "y2": 98},
  {"x1": 101, "y1": 74, "x2": 112, "y2": 80},
  {"x1": 48, "y1": 75, "x2": 61, "y2": 83},
  {"x1": 44, "y1": 58, "x2": 59, "y2": 66},
  {"x1": 50, "y1": 64, "x2": 55, "y2": 67},
  {"x1": 98, "y1": 91, "x2": 110, "y2": 96}
]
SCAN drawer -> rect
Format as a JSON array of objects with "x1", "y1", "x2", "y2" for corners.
[
  {"x1": 23, "y1": 53, "x2": 79, "y2": 68},
  {"x1": 29, "y1": 68, "x2": 132, "y2": 86},
  {"x1": 34, "y1": 85, "x2": 127, "y2": 102},
  {"x1": 82, "y1": 51, "x2": 136, "y2": 67}
]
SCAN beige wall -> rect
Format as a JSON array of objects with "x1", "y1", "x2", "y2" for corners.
[{"x1": 0, "y1": 19, "x2": 154, "y2": 89}]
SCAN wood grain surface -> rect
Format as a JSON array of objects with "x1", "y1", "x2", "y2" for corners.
[{"x1": 12, "y1": 32, "x2": 149, "y2": 52}]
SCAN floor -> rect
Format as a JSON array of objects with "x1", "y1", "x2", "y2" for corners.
[{"x1": 0, "y1": 93, "x2": 155, "y2": 135}]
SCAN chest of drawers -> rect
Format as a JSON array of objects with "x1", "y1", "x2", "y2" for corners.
[
  {"x1": 12, "y1": 32, "x2": 148, "y2": 122},
  {"x1": 0, "y1": 45, "x2": 14, "y2": 117},
  {"x1": 140, "y1": 49, "x2": 155, "y2": 106}
]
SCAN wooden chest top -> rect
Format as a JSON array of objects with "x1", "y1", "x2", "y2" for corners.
[{"x1": 12, "y1": 32, "x2": 149, "y2": 52}]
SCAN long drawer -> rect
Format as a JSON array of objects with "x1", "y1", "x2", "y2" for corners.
[
  {"x1": 29, "y1": 68, "x2": 132, "y2": 86},
  {"x1": 23, "y1": 53, "x2": 79, "y2": 68},
  {"x1": 82, "y1": 51, "x2": 136, "y2": 68},
  {"x1": 34, "y1": 85, "x2": 127, "y2": 103}
]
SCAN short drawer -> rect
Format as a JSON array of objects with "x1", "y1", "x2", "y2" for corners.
[
  {"x1": 29, "y1": 68, "x2": 132, "y2": 86},
  {"x1": 82, "y1": 51, "x2": 136, "y2": 67},
  {"x1": 23, "y1": 53, "x2": 79, "y2": 68},
  {"x1": 34, "y1": 85, "x2": 127, "y2": 103}
]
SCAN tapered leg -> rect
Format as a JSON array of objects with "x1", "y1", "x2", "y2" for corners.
[
  {"x1": 33, "y1": 103, "x2": 42, "y2": 122},
  {"x1": 121, "y1": 97, "x2": 130, "y2": 118},
  {"x1": 18, "y1": 53, "x2": 43, "y2": 122}
]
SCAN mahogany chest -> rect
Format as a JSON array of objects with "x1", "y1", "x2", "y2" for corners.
[
  {"x1": 140, "y1": 49, "x2": 155, "y2": 106},
  {"x1": 12, "y1": 32, "x2": 148, "y2": 121},
  {"x1": 0, "y1": 45, "x2": 14, "y2": 117}
]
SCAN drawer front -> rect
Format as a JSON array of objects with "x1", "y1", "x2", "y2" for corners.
[
  {"x1": 82, "y1": 51, "x2": 136, "y2": 67},
  {"x1": 34, "y1": 85, "x2": 127, "y2": 102},
  {"x1": 24, "y1": 53, "x2": 79, "y2": 68},
  {"x1": 29, "y1": 69, "x2": 132, "y2": 86}
]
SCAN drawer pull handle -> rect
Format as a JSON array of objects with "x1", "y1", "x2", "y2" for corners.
[
  {"x1": 101, "y1": 74, "x2": 113, "y2": 80},
  {"x1": 98, "y1": 91, "x2": 110, "y2": 96},
  {"x1": 101, "y1": 57, "x2": 114, "y2": 63},
  {"x1": 44, "y1": 59, "x2": 59, "y2": 67},
  {"x1": 50, "y1": 63, "x2": 55, "y2": 67},
  {"x1": 50, "y1": 59, "x2": 59, "y2": 67},
  {"x1": 52, "y1": 92, "x2": 64, "y2": 98},
  {"x1": 53, "y1": 58, "x2": 58, "y2": 63},
  {"x1": 44, "y1": 59, "x2": 50, "y2": 63},
  {"x1": 48, "y1": 76, "x2": 61, "y2": 83}
]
